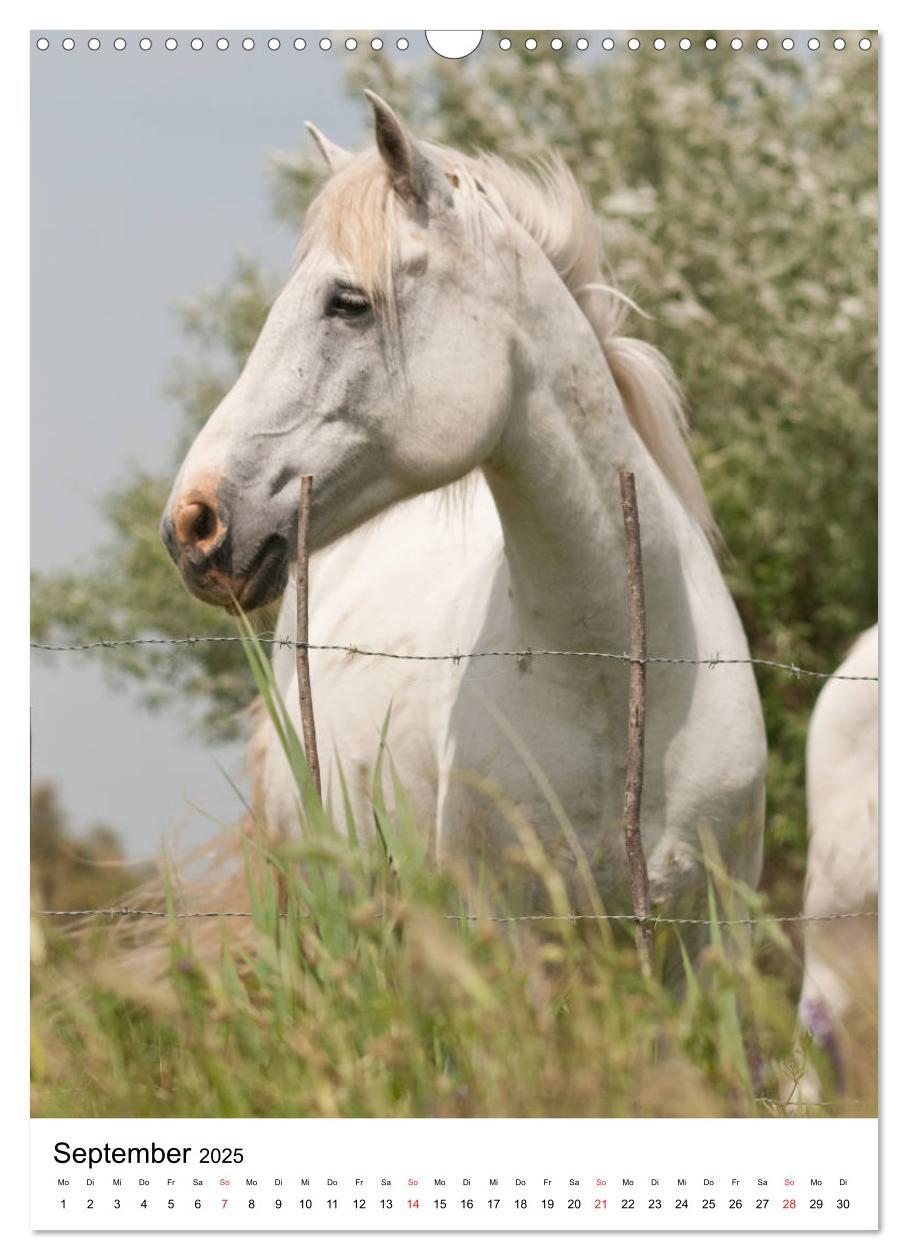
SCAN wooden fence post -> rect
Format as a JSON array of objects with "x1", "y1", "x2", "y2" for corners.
[
  {"x1": 274, "y1": 474, "x2": 322, "y2": 924},
  {"x1": 296, "y1": 474, "x2": 322, "y2": 802},
  {"x1": 618, "y1": 470, "x2": 655, "y2": 977}
]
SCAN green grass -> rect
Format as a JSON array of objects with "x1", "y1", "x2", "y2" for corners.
[{"x1": 31, "y1": 625, "x2": 873, "y2": 1119}]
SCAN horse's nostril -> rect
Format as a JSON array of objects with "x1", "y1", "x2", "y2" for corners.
[
  {"x1": 174, "y1": 496, "x2": 222, "y2": 550},
  {"x1": 193, "y1": 503, "x2": 214, "y2": 540}
]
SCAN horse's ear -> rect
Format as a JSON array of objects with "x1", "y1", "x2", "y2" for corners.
[
  {"x1": 365, "y1": 90, "x2": 447, "y2": 209},
  {"x1": 305, "y1": 122, "x2": 353, "y2": 171}
]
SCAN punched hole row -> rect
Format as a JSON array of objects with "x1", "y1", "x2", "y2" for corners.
[
  {"x1": 36, "y1": 35, "x2": 877, "y2": 54},
  {"x1": 500, "y1": 35, "x2": 871, "y2": 52},
  {"x1": 36, "y1": 35, "x2": 411, "y2": 52}
]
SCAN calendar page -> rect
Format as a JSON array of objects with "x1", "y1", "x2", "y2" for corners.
[{"x1": 28, "y1": 14, "x2": 880, "y2": 1239}]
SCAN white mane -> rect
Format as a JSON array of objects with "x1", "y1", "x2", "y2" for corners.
[{"x1": 300, "y1": 143, "x2": 716, "y2": 539}]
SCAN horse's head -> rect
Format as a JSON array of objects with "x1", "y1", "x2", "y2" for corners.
[{"x1": 161, "y1": 92, "x2": 519, "y2": 610}]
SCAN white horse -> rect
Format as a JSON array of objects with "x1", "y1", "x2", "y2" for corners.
[
  {"x1": 161, "y1": 93, "x2": 767, "y2": 923},
  {"x1": 797, "y1": 624, "x2": 878, "y2": 1099}
]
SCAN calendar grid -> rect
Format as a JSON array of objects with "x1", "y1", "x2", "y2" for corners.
[{"x1": 30, "y1": 1118, "x2": 878, "y2": 1232}]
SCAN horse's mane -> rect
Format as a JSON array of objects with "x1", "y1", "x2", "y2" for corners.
[{"x1": 299, "y1": 144, "x2": 716, "y2": 539}]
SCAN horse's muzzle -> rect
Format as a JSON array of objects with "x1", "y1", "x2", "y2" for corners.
[{"x1": 161, "y1": 493, "x2": 288, "y2": 612}]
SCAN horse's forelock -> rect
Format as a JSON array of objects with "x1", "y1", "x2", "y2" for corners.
[{"x1": 296, "y1": 151, "x2": 402, "y2": 309}]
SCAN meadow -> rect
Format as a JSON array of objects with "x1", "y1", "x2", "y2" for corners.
[{"x1": 31, "y1": 633, "x2": 876, "y2": 1120}]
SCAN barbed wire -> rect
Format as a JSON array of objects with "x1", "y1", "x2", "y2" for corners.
[
  {"x1": 757, "y1": 1098, "x2": 868, "y2": 1110},
  {"x1": 35, "y1": 907, "x2": 878, "y2": 926},
  {"x1": 30, "y1": 635, "x2": 879, "y2": 681},
  {"x1": 31, "y1": 626, "x2": 878, "y2": 929}
]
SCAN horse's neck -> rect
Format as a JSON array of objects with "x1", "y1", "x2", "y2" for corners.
[{"x1": 483, "y1": 286, "x2": 694, "y2": 653}]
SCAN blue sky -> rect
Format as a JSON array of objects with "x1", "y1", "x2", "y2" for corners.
[{"x1": 31, "y1": 35, "x2": 403, "y2": 854}]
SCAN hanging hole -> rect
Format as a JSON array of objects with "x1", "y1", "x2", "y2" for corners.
[{"x1": 424, "y1": 31, "x2": 481, "y2": 58}]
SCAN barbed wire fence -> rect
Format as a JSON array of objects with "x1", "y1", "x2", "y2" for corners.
[
  {"x1": 35, "y1": 906, "x2": 877, "y2": 926},
  {"x1": 30, "y1": 635, "x2": 879, "y2": 682},
  {"x1": 28, "y1": 624, "x2": 879, "y2": 929},
  {"x1": 29, "y1": 473, "x2": 879, "y2": 1119},
  {"x1": 30, "y1": 473, "x2": 879, "y2": 941}
]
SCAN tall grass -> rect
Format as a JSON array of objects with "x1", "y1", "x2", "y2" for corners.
[{"x1": 30, "y1": 626, "x2": 874, "y2": 1119}]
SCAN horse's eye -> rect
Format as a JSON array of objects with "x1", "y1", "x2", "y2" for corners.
[{"x1": 327, "y1": 287, "x2": 371, "y2": 319}]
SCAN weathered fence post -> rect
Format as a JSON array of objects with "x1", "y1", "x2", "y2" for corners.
[
  {"x1": 296, "y1": 474, "x2": 322, "y2": 802},
  {"x1": 619, "y1": 470, "x2": 655, "y2": 977},
  {"x1": 273, "y1": 474, "x2": 322, "y2": 924}
]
